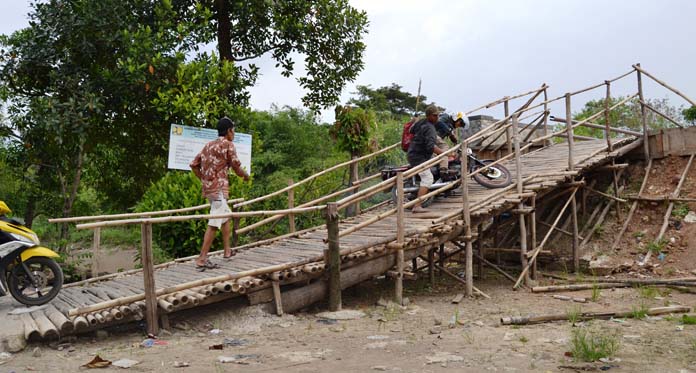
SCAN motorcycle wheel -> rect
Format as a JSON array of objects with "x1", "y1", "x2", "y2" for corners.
[
  {"x1": 472, "y1": 160, "x2": 513, "y2": 189},
  {"x1": 8, "y1": 257, "x2": 64, "y2": 306}
]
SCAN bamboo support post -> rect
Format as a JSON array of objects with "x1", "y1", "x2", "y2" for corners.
[
  {"x1": 514, "y1": 187, "x2": 579, "y2": 289},
  {"x1": 395, "y1": 172, "x2": 405, "y2": 305},
  {"x1": 636, "y1": 63, "x2": 651, "y2": 159},
  {"x1": 272, "y1": 281, "x2": 283, "y2": 316},
  {"x1": 91, "y1": 227, "x2": 101, "y2": 277},
  {"x1": 428, "y1": 248, "x2": 435, "y2": 289},
  {"x1": 611, "y1": 159, "x2": 652, "y2": 250},
  {"x1": 565, "y1": 94, "x2": 580, "y2": 272},
  {"x1": 435, "y1": 264, "x2": 490, "y2": 299},
  {"x1": 141, "y1": 222, "x2": 158, "y2": 335},
  {"x1": 476, "y1": 224, "x2": 483, "y2": 280},
  {"x1": 504, "y1": 99, "x2": 512, "y2": 155},
  {"x1": 287, "y1": 179, "x2": 295, "y2": 233},
  {"x1": 324, "y1": 203, "x2": 341, "y2": 311},
  {"x1": 512, "y1": 114, "x2": 529, "y2": 286},
  {"x1": 460, "y1": 141, "x2": 473, "y2": 296},
  {"x1": 530, "y1": 196, "x2": 537, "y2": 279},
  {"x1": 347, "y1": 156, "x2": 361, "y2": 217}
]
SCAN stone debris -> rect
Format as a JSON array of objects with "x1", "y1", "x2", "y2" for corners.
[
  {"x1": 316, "y1": 310, "x2": 366, "y2": 320},
  {"x1": 425, "y1": 351, "x2": 464, "y2": 364}
]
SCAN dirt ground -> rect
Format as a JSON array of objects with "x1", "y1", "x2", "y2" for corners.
[{"x1": 2, "y1": 269, "x2": 696, "y2": 373}]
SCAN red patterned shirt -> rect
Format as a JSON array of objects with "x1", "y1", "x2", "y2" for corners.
[{"x1": 190, "y1": 137, "x2": 245, "y2": 199}]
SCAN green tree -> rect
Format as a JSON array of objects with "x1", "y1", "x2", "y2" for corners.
[
  {"x1": 202, "y1": 0, "x2": 368, "y2": 111},
  {"x1": 347, "y1": 83, "x2": 437, "y2": 119},
  {"x1": 683, "y1": 106, "x2": 696, "y2": 125}
]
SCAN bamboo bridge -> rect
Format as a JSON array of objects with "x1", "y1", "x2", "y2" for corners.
[{"x1": 15, "y1": 64, "x2": 696, "y2": 341}]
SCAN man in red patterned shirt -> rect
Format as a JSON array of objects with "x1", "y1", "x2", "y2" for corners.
[{"x1": 190, "y1": 117, "x2": 249, "y2": 270}]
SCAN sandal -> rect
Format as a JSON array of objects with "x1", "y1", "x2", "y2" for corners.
[
  {"x1": 223, "y1": 250, "x2": 235, "y2": 259},
  {"x1": 196, "y1": 259, "x2": 220, "y2": 272}
]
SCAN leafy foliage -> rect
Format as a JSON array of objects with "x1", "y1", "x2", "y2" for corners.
[
  {"x1": 347, "y1": 83, "x2": 438, "y2": 118},
  {"x1": 135, "y1": 171, "x2": 251, "y2": 258},
  {"x1": 684, "y1": 106, "x2": 696, "y2": 124},
  {"x1": 331, "y1": 105, "x2": 377, "y2": 156}
]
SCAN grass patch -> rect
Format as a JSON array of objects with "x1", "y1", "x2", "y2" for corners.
[
  {"x1": 672, "y1": 203, "x2": 690, "y2": 220},
  {"x1": 631, "y1": 302, "x2": 649, "y2": 319},
  {"x1": 569, "y1": 328, "x2": 620, "y2": 362},
  {"x1": 632, "y1": 231, "x2": 645, "y2": 239},
  {"x1": 591, "y1": 283, "x2": 601, "y2": 302},
  {"x1": 681, "y1": 315, "x2": 696, "y2": 325},
  {"x1": 646, "y1": 239, "x2": 667, "y2": 255},
  {"x1": 567, "y1": 305, "x2": 582, "y2": 325},
  {"x1": 637, "y1": 285, "x2": 660, "y2": 299}
]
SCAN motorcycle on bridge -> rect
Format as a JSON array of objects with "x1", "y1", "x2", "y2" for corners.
[{"x1": 381, "y1": 148, "x2": 513, "y2": 207}]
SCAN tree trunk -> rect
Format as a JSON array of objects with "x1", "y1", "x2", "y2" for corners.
[
  {"x1": 215, "y1": 0, "x2": 233, "y2": 61},
  {"x1": 59, "y1": 143, "x2": 85, "y2": 249}
]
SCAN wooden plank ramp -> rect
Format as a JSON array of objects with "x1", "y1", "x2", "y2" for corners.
[{"x1": 22, "y1": 138, "x2": 637, "y2": 339}]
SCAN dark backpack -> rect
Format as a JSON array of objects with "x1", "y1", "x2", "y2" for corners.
[{"x1": 401, "y1": 118, "x2": 418, "y2": 151}]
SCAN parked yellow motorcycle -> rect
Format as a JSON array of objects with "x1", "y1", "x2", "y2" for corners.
[{"x1": 0, "y1": 201, "x2": 63, "y2": 305}]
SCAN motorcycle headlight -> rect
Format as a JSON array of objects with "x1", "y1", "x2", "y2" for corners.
[{"x1": 10, "y1": 232, "x2": 39, "y2": 245}]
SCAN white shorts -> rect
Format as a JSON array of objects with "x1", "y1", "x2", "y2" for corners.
[
  {"x1": 208, "y1": 196, "x2": 231, "y2": 228},
  {"x1": 418, "y1": 168, "x2": 434, "y2": 188}
]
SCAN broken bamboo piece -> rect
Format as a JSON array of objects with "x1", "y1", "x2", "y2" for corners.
[{"x1": 501, "y1": 305, "x2": 690, "y2": 325}]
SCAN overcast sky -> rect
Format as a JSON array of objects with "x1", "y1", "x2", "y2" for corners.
[{"x1": 2, "y1": 0, "x2": 695, "y2": 122}]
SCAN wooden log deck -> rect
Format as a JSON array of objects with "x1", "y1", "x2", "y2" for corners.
[{"x1": 21, "y1": 137, "x2": 640, "y2": 339}]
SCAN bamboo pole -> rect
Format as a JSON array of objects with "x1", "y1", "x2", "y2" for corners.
[
  {"x1": 565, "y1": 94, "x2": 580, "y2": 272},
  {"x1": 501, "y1": 305, "x2": 690, "y2": 325},
  {"x1": 584, "y1": 187, "x2": 627, "y2": 203},
  {"x1": 606, "y1": 80, "x2": 622, "y2": 222},
  {"x1": 435, "y1": 264, "x2": 490, "y2": 299},
  {"x1": 625, "y1": 195, "x2": 696, "y2": 203},
  {"x1": 548, "y1": 117, "x2": 642, "y2": 137},
  {"x1": 92, "y1": 227, "x2": 101, "y2": 278},
  {"x1": 347, "y1": 155, "x2": 361, "y2": 217},
  {"x1": 514, "y1": 187, "x2": 579, "y2": 289},
  {"x1": 237, "y1": 184, "x2": 359, "y2": 235},
  {"x1": 640, "y1": 99, "x2": 685, "y2": 128},
  {"x1": 49, "y1": 198, "x2": 245, "y2": 223},
  {"x1": 287, "y1": 179, "x2": 295, "y2": 233},
  {"x1": 460, "y1": 141, "x2": 473, "y2": 296},
  {"x1": 636, "y1": 63, "x2": 651, "y2": 159},
  {"x1": 504, "y1": 98, "x2": 513, "y2": 155},
  {"x1": 633, "y1": 64, "x2": 696, "y2": 107},
  {"x1": 76, "y1": 205, "x2": 327, "y2": 230},
  {"x1": 141, "y1": 223, "x2": 158, "y2": 335},
  {"x1": 395, "y1": 172, "x2": 405, "y2": 305},
  {"x1": 236, "y1": 143, "x2": 400, "y2": 208},
  {"x1": 530, "y1": 196, "x2": 537, "y2": 279},
  {"x1": 325, "y1": 203, "x2": 341, "y2": 311},
  {"x1": 512, "y1": 115, "x2": 529, "y2": 286}
]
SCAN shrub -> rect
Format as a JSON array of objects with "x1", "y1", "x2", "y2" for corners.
[{"x1": 135, "y1": 171, "x2": 251, "y2": 259}]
